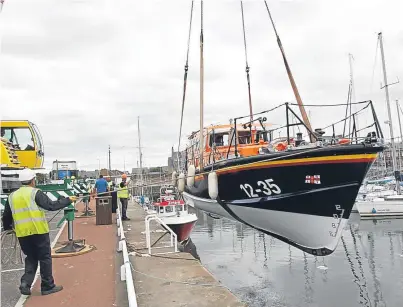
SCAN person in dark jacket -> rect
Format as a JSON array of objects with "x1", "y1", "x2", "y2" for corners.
[
  {"x1": 111, "y1": 182, "x2": 118, "y2": 213},
  {"x1": 2, "y1": 169, "x2": 77, "y2": 296}
]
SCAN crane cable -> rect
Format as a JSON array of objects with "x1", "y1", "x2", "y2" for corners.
[
  {"x1": 240, "y1": 1, "x2": 253, "y2": 122},
  {"x1": 176, "y1": 0, "x2": 194, "y2": 172}
]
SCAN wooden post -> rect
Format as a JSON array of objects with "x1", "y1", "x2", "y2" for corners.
[{"x1": 95, "y1": 196, "x2": 112, "y2": 225}]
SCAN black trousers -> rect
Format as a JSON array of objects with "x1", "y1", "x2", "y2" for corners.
[
  {"x1": 18, "y1": 233, "x2": 55, "y2": 291},
  {"x1": 111, "y1": 191, "x2": 118, "y2": 213},
  {"x1": 119, "y1": 198, "x2": 128, "y2": 218}
]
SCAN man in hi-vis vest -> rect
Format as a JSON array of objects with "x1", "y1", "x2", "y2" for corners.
[
  {"x1": 1, "y1": 169, "x2": 77, "y2": 296},
  {"x1": 118, "y1": 174, "x2": 130, "y2": 220}
]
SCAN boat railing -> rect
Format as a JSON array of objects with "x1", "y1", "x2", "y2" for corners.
[
  {"x1": 183, "y1": 100, "x2": 384, "y2": 171},
  {"x1": 116, "y1": 202, "x2": 138, "y2": 307},
  {"x1": 145, "y1": 214, "x2": 178, "y2": 255},
  {"x1": 230, "y1": 100, "x2": 383, "y2": 159}
]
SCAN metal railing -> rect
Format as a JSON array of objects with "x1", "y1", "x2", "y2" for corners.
[
  {"x1": 145, "y1": 214, "x2": 178, "y2": 255},
  {"x1": 116, "y1": 203, "x2": 138, "y2": 307}
]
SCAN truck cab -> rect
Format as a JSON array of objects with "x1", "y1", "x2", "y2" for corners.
[{"x1": 1, "y1": 120, "x2": 44, "y2": 168}]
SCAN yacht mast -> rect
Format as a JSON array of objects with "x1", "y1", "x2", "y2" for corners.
[
  {"x1": 378, "y1": 32, "x2": 400, "y2": 193},
  {"x1": 199, "y1": 0, "x2": 205, "y2": 169},
  {"x1": 396, "y1": 99, "x2": 403, "y2": 170},
  {"x1": 348, "y1": 54, "x2": 356, "y2": 136}
]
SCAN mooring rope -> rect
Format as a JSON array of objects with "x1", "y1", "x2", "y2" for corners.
[{"x1": 1, "y1": 230, "x2": 23, "y2": 265}]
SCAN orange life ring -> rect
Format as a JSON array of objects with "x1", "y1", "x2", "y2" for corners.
[{"x1": 275, "y1": 142, "x2": 287, "y2": 151}]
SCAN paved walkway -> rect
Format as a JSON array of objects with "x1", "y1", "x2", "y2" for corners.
[{"x1": 23, "y1": 199, "x2": 124, "y2": 307}]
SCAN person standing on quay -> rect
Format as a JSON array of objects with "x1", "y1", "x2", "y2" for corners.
[
  {"x1": 118, "y1": 174, "x2": 130, "y2": 220},
  {"x1": 94, "y1": 174, "x2": 108, "y2": 196},
  {"x1": 2, "y1": 168, "x2": 77, "y2": 296}
]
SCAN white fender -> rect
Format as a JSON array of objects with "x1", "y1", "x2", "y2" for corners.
[
  {"x1": 187, "y1": 165, "x2": 196, "y2": 187},
  {"x1": 208, "y1": 171, "x2": 218, "y2": 200},
  {"x1": 178, "y1": 173, "x2": 185, "y2": 193},
  {"x1": 171, "y1": 171, "x2": 178, "y2": 187}
]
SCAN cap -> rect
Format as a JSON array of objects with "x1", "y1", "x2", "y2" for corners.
[{"x1": 19, "y1": 168, "x2": 36, "y2": 182}]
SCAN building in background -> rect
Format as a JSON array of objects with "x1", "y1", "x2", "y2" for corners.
[
  {"x1": 168, "y1": 147, "x2": 186, "y2": 172},
  {"x1": 51, "y1": 160, "x2": 78, "y2": 180}
]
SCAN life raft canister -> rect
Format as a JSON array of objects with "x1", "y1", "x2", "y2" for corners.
[{"x1": 338, "y1": 138, "x2": 351, "y2": 145}]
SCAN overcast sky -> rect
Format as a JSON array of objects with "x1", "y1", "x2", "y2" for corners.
[{"x1": 1, "y1": 0, "x2": 402, "y2": 171}]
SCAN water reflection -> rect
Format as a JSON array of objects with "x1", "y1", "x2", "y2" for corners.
[{"x1": 189, "y1": 211, "x2": 403, "y2": 307}]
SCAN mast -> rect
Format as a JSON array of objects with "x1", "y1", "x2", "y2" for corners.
[
  {"x1": 396, "y1": 99, "x2": 403, "y2": 170},
  {"x1": 348, "y1": 54, "x2": 357, "y2": 106},
  {"x1": 199, "y1": 0, "x2": 204, "y2": 169},
  {"x1": 108, "y1": 145, "x2": 111, "y2": 176},
  {"x1": 137, "y1": 116, "x2": 144, "y2": 195},
  {"x1": 264, "y1": 1, "x2": 314, "y2": 142},
  {"x1": 240, "y1": 1, "x2": 253, "y2": 122},
  {"x1": 378, "y1": 32, "x2": 400, "y2": 193},
  {"x1": 348, "y1": 54, "x2": 356, "y2": 136}
]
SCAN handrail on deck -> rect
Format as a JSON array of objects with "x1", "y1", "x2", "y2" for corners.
[{"x1": 116, "y1": 203, "x2": 138, "y2": 307}]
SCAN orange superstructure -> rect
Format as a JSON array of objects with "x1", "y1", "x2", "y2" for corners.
[{"x1": 186, "y1": 123, "x2": 274, "y2": 169}]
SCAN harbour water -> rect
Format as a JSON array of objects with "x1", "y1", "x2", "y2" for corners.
[{"x1": 190, "y1": 210, "x2": 403, "y2": 307}]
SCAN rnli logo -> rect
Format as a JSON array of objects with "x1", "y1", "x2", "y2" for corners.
[{"x1": 305, "y1": 175, "x2": 321, "y2": 184}]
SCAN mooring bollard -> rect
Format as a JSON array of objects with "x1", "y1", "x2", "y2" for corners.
[{"x1": 54, "y1": 203, "x2": 86, "y2": 254}]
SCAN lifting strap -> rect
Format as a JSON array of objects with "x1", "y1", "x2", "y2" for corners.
[
  {"x1": 240, "y1": 1, "x2": 253, "y2": 122},
  {"x1": 177, "y1": 0, "x2": 195, "y2": 171}
]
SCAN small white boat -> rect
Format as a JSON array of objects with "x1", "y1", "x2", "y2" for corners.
[
  {"x1": 355, "y1": 195, "x2": 403, "y2": 218},
  {"x1": 149, "y1": 186, "x2": 198, "y2": 242}
]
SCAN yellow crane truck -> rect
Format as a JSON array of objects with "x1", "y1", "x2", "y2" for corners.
[{"x1": 1, "y1": 120, "x2": 45, "y2": 192}]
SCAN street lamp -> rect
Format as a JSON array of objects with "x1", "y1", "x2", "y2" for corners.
[{"x1": 97, "y1": 159, "x2": 100, "y2": 177}]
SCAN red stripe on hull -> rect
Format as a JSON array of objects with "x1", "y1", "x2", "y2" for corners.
[{"x1": 167, "y1": 221, "x2": 197, "y2": 242}]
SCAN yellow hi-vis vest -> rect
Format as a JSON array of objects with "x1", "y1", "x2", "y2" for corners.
[
  {"x1": 117, "y1": 182, "x2": 129, "y2": 199},
  {"x1": 8, "y1": 186, "x2": 49, "y2": 238}
]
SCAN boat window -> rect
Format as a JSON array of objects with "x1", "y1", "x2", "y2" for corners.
[
  {"x1": 184, "y1": 204, "x2": 188, "y2": 211},
  {"x1": 210, "y1": 133, "x2": 229, "y2": 147},
  {"x1": 238, "y1": 131, "x2": 251, "y2": 144},
  {"x1": 175, "y1": 205, "x2": 183, "y2": 212},
  {"x1": 165, "y1": 206, "x2": 173, "y2": 213},
  {"x1": 2, "y1": 128, "x2": 35, "y2": 151},
  {"x1": 159, "y1": 207, "x2": 164, "y2": 214}
]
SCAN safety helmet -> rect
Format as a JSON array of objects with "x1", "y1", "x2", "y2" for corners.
[
  {"x1": 19, "y1": 168, "x2": 36, "y2": 182},
  {"x1": 122, "y1": 174, "x2": 127, "y2": 179},
  {"x1": 71, "y1": 176, "x2": 76, "y2": 180}
]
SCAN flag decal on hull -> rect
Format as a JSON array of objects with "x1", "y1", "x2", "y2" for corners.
[{"x1": 305, "y1": 175, "x2": 321, "y2": 184}]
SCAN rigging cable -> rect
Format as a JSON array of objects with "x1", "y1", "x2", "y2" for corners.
[
  {"x1": 343, "y1": 83, "x2": 352, "y2": 137},
  {"x1": 240, "y1": 1, "x2": 253, "y2": 122},
  {"x1": 370, "y1": 35, "x2": 380, "y2": 95},
  {"x1": 176, "y1": 0, "x2": 194, "y2": 172}
]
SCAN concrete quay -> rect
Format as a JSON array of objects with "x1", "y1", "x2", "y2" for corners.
[{"x1": 124, "y1": 202, "x2": 246, "y2": 307}]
